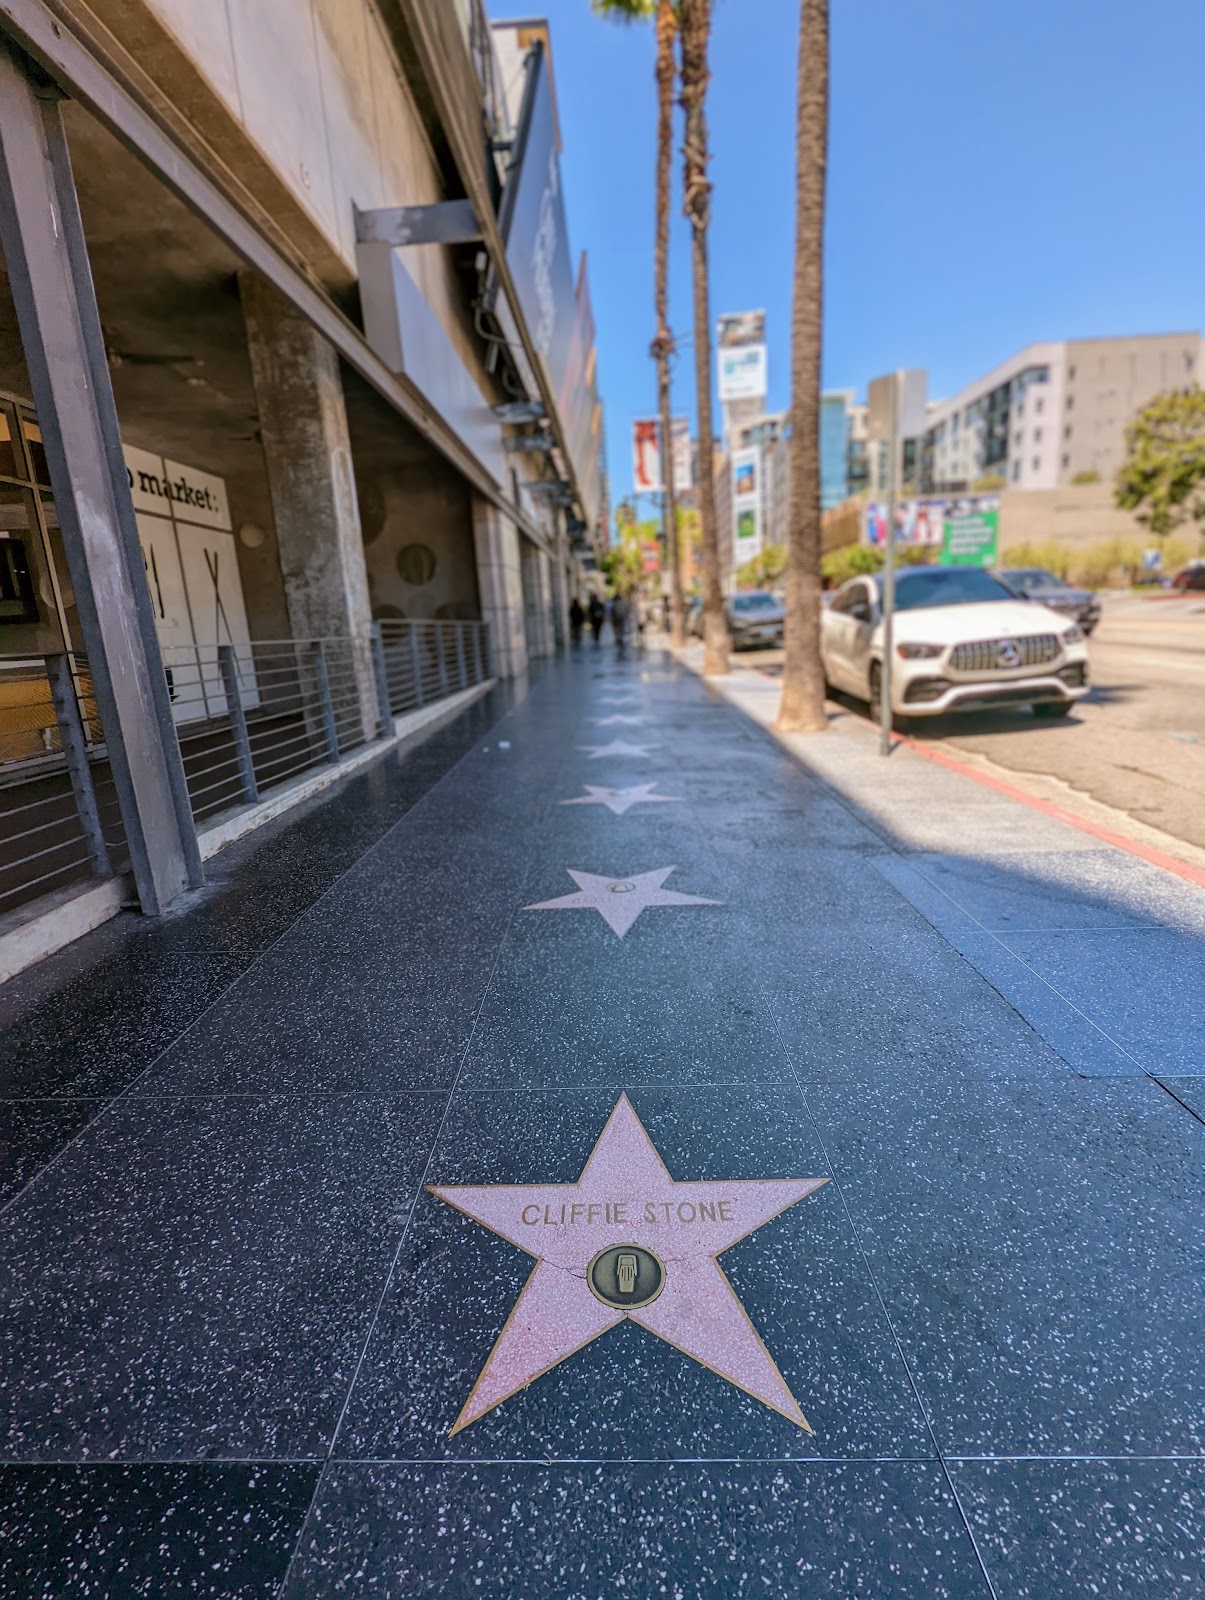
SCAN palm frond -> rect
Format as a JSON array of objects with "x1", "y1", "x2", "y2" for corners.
[{"x1": 591, "y1": 0, "x2": 658, "y2": 22}]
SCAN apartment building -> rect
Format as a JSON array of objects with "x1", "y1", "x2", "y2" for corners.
[{"x1": 921, "y1": 333, "x2": 1200, "y2": 493}]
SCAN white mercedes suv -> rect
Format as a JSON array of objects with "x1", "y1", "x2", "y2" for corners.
[{"x1": 821, "y1": 566, "x2": 1090, "y2": 720}]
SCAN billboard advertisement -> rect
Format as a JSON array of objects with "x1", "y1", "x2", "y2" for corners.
[
  {"x1": 865, "y1": 495, "x2": 1000, "y2": 567},
  {"x1": 498, "y1": 43, "x2": 576, "y2": 405},
  {"x1": 942, "y1": 501, "x2": 1000, "y2": 567},
  {"x1": 717, "y1": 309, "x2": 768, "y2": 405},
  {"x1": 718, "y1": 310, "x2": 766, "y2": 348},
  {"x1": 731, "y1": 445, "x2": 762, "y2": 565},
  {"x1": 496, "y1": 41, "x2": 606, "y2": 527},
  {"x1": 559, "y1": 255, "x2": 603, "y2": 529},
  {"x1": 718, "y1": 345, "x2": 768, "y2": 402}
]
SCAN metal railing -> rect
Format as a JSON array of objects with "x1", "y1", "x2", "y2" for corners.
[
  {"x1": 160, "y1": 637, "x2": 376, "y2": 826},
  {"x1": 375, "y1": 619, "x2": 490, "y2": 720},
  {"x1": 163, "y1": 620, "x2": 490, "y2": 827},
  {"x1": 0, "y1": 651, "x2": 126, "y2": 916},
  {"x1": 1, "y1": 621, "x2": 492, "y2": 926}
]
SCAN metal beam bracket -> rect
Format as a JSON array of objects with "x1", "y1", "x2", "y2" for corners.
[
  {"x1": 354, "y1": 199, "x2": 481, "y2": 247},
  {"x1": 491, "y1": 400, "x2": 546, "y2": 425},
  {"x1": 502, "y1": 432, "x2": 554, "y2": 454}
]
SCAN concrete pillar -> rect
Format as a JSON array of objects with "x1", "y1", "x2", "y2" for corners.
[
  {"x1": 519, "y1": 539, "x2": 554, "y2": 661},
  {"x1": 549, "y1": 524, "x2": 568, "y2": 651},
  {"x1": 537, "y1": 550, "x2": 556, "y2": 657},
  {"x1": 240, "y1": 270, "x2": 376, "y2": 739},
  {"x1": 472, "y1": 496, "x2": 527, "y2": 678}
]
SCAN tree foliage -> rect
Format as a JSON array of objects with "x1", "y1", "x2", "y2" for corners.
[
  {"x1": 818, "y1": 544, "x2": 933, "y2": 586},
  {"x1": 735, "y1": 543, "x2": 788, "y2": 590},
  {"x1": 590, "y1": 0, "x2": 656, "y2": 18},
  {"x1": 1115, "y1": 388, "x2": 1205, "y2": 536},
  {"x1": 602, "y1": 520, "x2": 654, "y2": 597}
]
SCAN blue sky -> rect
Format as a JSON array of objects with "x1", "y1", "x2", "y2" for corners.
[{"x1": 520, "y1": 0, "x2": 1205, "y2": 511}]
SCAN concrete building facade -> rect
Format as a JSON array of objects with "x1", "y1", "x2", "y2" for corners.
[{"x1": 0, "y1": 0, "x2": 606, "y2": 968}]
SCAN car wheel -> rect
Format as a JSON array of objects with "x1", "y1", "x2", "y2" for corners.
[
  {"x1": 1032, "y1": 701, "x2": 1073, "y2": 719},
  {"x1": 867, "y1": 660, "x2": 881, "y2": 718}
]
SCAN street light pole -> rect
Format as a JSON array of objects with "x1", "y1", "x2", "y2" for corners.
[{"x1": 878, "y1": 374, "x2": 898, "y2": 755}]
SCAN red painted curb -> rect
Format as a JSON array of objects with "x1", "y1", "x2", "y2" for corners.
[{"x1": 897, "y1": 734, "x2": 1205, "y2": 892}]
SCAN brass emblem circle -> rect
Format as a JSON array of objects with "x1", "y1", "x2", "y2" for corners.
[
  {"x1": 607, "y1": 881, "x2": 637, "y2": 895},
  {"x1": 587, "y1": 1243, "x2": 665, "y2": 1310}
]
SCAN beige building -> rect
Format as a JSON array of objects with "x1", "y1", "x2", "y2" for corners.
[{"x1": 1060, "y1": 335, "x2": 1201, "y2": 484}]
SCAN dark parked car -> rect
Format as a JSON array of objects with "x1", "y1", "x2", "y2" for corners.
[
  {"x1": 727, "y1": 589, "x2": 785, "y2": 649},
  {"x1": 995, "y1": 567, "x2": 1101, "y2": 634},
  {"x1": 1172, "y1": 561, "x2": 1205, "y2": 591}
]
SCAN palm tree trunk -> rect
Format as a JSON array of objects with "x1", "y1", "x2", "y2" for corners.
[
  {"x1": 652, "y1": 0, "x2": 684, "y2": 648},
  {"x1": 678, "y1": 0, "x2": 729, "y2": 675},
  {"x1": 777, "y1": 0, "x2": 829, "y2": 732}
]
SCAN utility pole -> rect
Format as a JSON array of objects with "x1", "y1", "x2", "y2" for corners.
[{"x1": 878, "y1": 374, "x2": 898, "y2": 755}]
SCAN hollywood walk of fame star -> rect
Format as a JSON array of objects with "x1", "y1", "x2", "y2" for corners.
[
  {"x1": 523, "y1": 865, "x2": 720, "y2": 937},
  {"x1": 588, "y1": 714, "x2": 647, "y2": 726},
  {"x1": 430, "y1": 1096, "x2": 828, "y2": 1435},
  {"x1": 559, "y1": 784, "x2": 682, "y2": 817},
  {"x1": 577, "y1": 739, "x2": 653, "y2": 760}
]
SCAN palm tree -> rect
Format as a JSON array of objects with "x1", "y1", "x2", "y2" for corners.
[
  {"x1": 593, "y1": 0, "x2": 685, "y2": 649},
  {"x1": 652, "y1": 0, "x2": 686, "y2": 648},
  {"x1": 677, "y1": 0, "x2": 729, "y2": 675},
  {"x1": 777, "y1": 0, "x2": 829, "y2": 732}
]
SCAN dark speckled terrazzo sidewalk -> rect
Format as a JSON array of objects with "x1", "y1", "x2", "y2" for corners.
[{"x1": 0, "y1": 651, "x2": 1202, "y2": 1600}]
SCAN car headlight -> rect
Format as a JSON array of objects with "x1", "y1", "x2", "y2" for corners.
[
  {"x1": 896, "y1": 642, "x2": 944, "y2": 660},
  {"x1": 1062, "y1": 625, "x2": 1084, "y2": 644}
]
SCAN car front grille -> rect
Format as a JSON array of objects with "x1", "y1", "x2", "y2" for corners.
[{"x1": 949, "y1": 633, "x2": 1061, "y2": 674}]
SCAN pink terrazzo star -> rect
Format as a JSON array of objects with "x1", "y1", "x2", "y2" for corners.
[
  {"x1": 430, "y1": 1095, "x2": 828, "y2": 1435},
  {"x1": 523, "y1": 866, "x2": 720, "y2": 936}
]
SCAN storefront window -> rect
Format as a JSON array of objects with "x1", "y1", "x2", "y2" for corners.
[
  {"x1": 0, "y1": 402, "x2": 68, "y2": 654},
  {"x1": 22, "y1": 417, "x2": 51, "y2": 487},
  {"x1": 0, "y1": 409, "x2": 21, "y2": 481}
]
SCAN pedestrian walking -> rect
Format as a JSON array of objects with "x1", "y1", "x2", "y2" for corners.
[
  {"x1": 569, "y1": 596, "x2": 585, "y2": 647},
  {"x1": 611, "y1": 592, "x2": 630, "y2": 658},
  {"x1": 588, "y1": 594, "x2": 605, "y2": 645}
]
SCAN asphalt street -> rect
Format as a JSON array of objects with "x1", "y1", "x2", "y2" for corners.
[{"x1": 746, "y1": 592, "x2": 1205, "y2": 854}]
